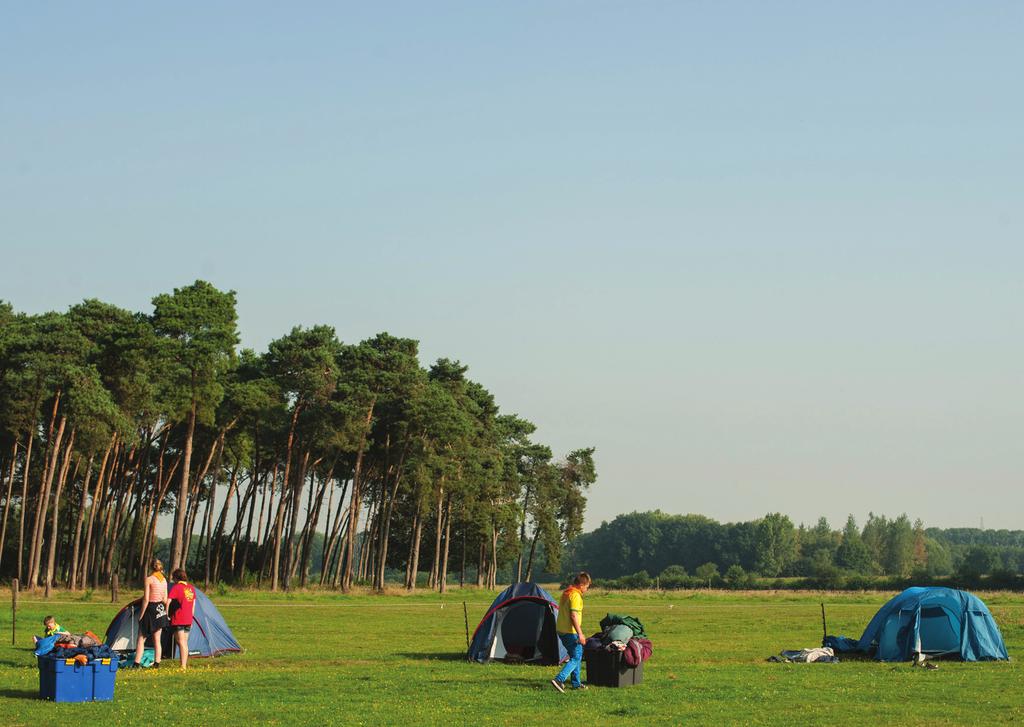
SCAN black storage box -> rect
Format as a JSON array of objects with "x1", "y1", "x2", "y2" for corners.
[{"x1": 584, "y1": 649, "x2": 643, "y2": 687}]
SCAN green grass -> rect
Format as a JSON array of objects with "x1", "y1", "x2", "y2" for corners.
[{"x1": 1, "y1": 587, "x2": 1021, "y2": 725}]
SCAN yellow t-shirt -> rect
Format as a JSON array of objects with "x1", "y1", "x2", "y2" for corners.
[{"x1": 556, "y1": 587, "x2": 583, "y2": 634}]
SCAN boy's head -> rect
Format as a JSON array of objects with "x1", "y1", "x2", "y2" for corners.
[
  {"x1": 172, "y1": 568, "x2": 187, "y2": 582},
  {"x1": 573, "y1": 571, "x2": 592, "y2": 592},
  {"x1": 43, "y1": 615, "x2": 56, "y2": 629}
]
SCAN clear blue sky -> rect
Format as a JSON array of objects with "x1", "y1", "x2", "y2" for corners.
[{"x1": 3, "y1": 3, "x2": 1022, "y2": 531}]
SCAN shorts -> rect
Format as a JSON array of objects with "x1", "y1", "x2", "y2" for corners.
[
  {"x1": 140, "y1": 602, "x2": 169, "y2": 637},
  {"x1": 173, "y1": 625, "x2": 191, "y2": 633}
]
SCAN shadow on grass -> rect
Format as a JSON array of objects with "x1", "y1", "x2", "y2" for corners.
[
  {"x1": 0, "y1": 688, "x2": 39, "y2": 700},
  {"x1": 397, "y1": 652, "x2": 470, "y2": 662}
]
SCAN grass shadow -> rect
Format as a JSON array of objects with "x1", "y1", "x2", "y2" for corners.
[
  {"x1": 0, "y1": 688, "x2": 39, "y2": 700},
  {"x1": 397, "y1": 652, "x2": 470, "y2": 662}
]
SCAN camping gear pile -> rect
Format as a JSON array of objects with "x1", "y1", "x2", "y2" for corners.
[
  {"x1": 33, "y1": 630, "x2": 103, "y2": 658},
  {"x1": 468, "y1": 583, "x2": 566, "y2": 664},
  {"x1": 585, "y1": 613, "x2": 653, "y2": 667},
  {"x1": 582, "y1": 613, "x2": 652, "y2": 687},
  {"x1": 105, "y1": 581, "x2": 242, "y2": 663},
  {"x1": 824, "y1": 587, "x2": 1009, "y2": 662}
]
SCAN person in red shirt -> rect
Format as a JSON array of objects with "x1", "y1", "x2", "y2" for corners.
[{"x1": 168, "y1": 569, "x2": 197, "y2": 670}]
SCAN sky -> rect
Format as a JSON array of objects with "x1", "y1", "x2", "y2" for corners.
[{"x1": 2, "y1": 3, "x2": 1022, "y2": 532}]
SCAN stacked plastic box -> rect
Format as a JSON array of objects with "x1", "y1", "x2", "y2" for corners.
[
  {"x1": 583, "y1": 649, "x2": 644, "y2": 687},
  {"x1": 38, "y1": 655, "x2": 119, "y2": 702}
]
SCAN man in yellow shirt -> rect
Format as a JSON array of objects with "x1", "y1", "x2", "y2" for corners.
[{"x1": 551, "y1": 571, "x2": 592, "y2": 692}]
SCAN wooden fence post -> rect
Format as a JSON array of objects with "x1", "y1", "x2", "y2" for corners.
[
  {"x1": 111, "y1": 574, "x2": 118, "y2": 604},
  {"x1": 12, "y1": 578, "x2": 18, "y2": 646},
  {"x1": 463, "y1": 601, "x2": 470, "y2": 649}
]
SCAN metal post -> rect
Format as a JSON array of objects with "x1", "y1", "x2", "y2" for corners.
[
  {"x1": 11, "y1": 578, "x2": 18, "y2": 646},
  {"x1": 821, "y1": 602, "x2": 828, "y2": 643},
  {"x1": 463, "y1": 601, "x2": 470, "y2": 649}
]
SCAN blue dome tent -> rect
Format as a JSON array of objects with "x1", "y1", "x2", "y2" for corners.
[
  {"x1": 105, "y1": 582, "x2": 242, "y2": 659},
  {"x1": 834, "y1": 587, "x2": 1008, "y2": 662},
  {"x1": 468, "y1": 583, "x2": 568, "y2": 664}
]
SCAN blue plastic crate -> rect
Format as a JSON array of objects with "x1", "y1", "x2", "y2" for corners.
[
  {"x1": 38, "y1": 656, "x2": 90, "y2": 702},
  {"x1": 38, "y1": 656, "x2": 119, "y2": 702},
  {"x1": 91, "y1": 657, "x2": 118, "y2": 701}
]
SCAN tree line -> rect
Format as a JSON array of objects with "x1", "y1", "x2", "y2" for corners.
[
  {"x1": 566, "y1": 511, "x2": 1024, "y2": 590},
  {"x1": 0, "y1": 281, "x2": 597, "y2": 593}
]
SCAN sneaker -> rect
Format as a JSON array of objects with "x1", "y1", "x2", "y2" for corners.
[
  {"x1": 550, "y1": 679, "x2": 565, "y2": 693},
  {"x1": 572, "y1": 684, "x2": 588, "y2": 691},
  {"x1": 125, "y1": 662, "x2": 141, "y2": 670},
  {"x1": 152, "y1": 662, "x2": 160, "y2": 669}
]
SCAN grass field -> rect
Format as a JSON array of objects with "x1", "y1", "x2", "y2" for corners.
[{"x1": 1, "y1": 587, "x2": 1021, "y2": 725}]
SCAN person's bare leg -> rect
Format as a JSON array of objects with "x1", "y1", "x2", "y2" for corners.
[
  {"x1": 153, "y1": 629, "x2": 162, "y2": 665},
  {"x1": 177, "y1": 630, "x2": 188, "y2": 669},
  {"x1": 134, "y1": 634, "x2": 145, "y2": 665}
]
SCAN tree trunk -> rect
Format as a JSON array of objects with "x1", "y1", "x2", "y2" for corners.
[
  {"x1": 44, "y1": 430, "x2": 76, "y2": 593},
  {"x1": 257, "y1": 462, "x2": 279, "y2": 586},
  {"x1": 299, "y1": 463, "x2": 331, "y2": 587},
  {"x1": 341, "y1": 400, "x2": 375, "y2": 592},
  {"x1": 525, "y1": 528, "x2": 540, "y2": 582},
  {"x1": 429, "y1": 478, "x2": 445, "y2": 589},
  {"x1": 320, "y1": 479, "x2": 350, "y2": 587},
  {"x1": 68, "y1": 448, "x2": 99, "y2": 589},
  {"x1": 272, "y1": 404, "x2": 302, "y2": 591},
  {"x1": 459, "y1": 528, "x2": 466, "y2": 588},
  {"x1": 407, "y1": 509, "x2": 423, "y2": 591},
  {"x1": 210, "y1": 465, "x2": 240, "y2": 584},
  {"x1": 439, "y1": 493, "x2": 453, "y2": 594},
  {"x1": 80, "y1": 438, "x2": 116, "y2": 590},
  {"x1": 201, "y1": 461, "x2": 223, "y2": 588},
  {"x1": 171, "y1": 395, "x2": 198, "y2": 570},
  {"x1": 516, "y1": 486, "x2": 532, "y2": 583},
  {"x1": 30, "y1": 413, "x2": 67, "y2": 587},
  {"x1": 0, "y1": 439, "x2": 19, "y2": 575},
  {"x1": 489, "y1": 524, "x2": 499, "y2": 589},
  {"x1": 284, "y1": 449, "x2": 312, "y2": 588},
  {"x1": 16, "y1": 428, "x2": 34, "y2": 582}
]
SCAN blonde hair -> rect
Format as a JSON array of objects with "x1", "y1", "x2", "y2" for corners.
[{"x1": 151, "y1": 558, "x2": 163, "y2": 572}]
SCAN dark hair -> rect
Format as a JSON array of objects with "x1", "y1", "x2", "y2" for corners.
[
  {"x1": 573, "y1": 571, "x2": 592, "y2": 587},
  {"x1": 43, "y1": 615, "x2": 54, "y2": 623},
  {"x1": 172, "y1": 568, "x2": 187, "y2": 582}
]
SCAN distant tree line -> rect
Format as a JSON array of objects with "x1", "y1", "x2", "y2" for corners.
[
  {"x1": 0, "y1": 282, "x2": 596, "y2": 593},
  {"x1": 566, "y1": 511, "x2": 1024, "y2": 590}
]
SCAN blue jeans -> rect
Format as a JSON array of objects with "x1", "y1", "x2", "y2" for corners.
[{"x1": 555, "y1": 633, "x2": 583, "y2": 687}]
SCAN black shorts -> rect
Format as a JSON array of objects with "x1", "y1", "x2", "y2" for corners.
[
  {"x1": 140, "y1": 602, "x2": 169, "y2": 637},
  {"x1": 173, "y1": 625, "x2": 191, "y2": 633}
]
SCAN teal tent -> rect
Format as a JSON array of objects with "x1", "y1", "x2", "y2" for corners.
[{"x1": 838, "y1": 587, "x2": 1009, "y2": 662}]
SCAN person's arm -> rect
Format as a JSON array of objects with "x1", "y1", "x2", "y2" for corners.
[
  {"x1": 140, "y1": 579, "x2": 150, "y2": 622},
  {"x1": 570, "y1": 610, "x2": 585, "y2": 644}
]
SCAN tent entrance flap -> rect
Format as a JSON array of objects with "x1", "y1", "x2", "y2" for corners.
[{"x1": 489, "y1": 601, "x2": 551, "y2": 662}]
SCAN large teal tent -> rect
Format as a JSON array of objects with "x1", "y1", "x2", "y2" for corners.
[{"x1": 840, "y1": 587, "x2": 1009, "y2": 662}]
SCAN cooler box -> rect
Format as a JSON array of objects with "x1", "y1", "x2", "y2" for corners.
[
  {"x1": 38, "y1": 656, "x2": 90, "y2": 702},
  {"x1": 583, "y1": 649, "x2": 644, "y2": 687},
  {"x1": 91, "y1": 657, "x2": 119, "y2": 701},
  {"x1": 38, "y1": 656, "x2": 118, "y2": 702}
]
